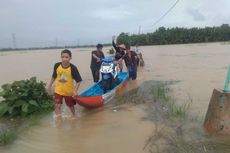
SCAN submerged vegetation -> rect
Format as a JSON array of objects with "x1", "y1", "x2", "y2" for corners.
[
  {"x1": 114, "y1": 80, "x2": 230, "y2": 153},
  {"x1": 0, "y1": 125, "x2": 16, "y2": 146},
  {"x1": 151, "y1": 83, "x2": 191, "y2": 120},
  {"x1": 113, "y1": 80, "x2": 191, "y2": 121},
  {"x1": 0, "y1": 77, "x2": 53, "y2": 145},
  {"x1": 117, "y1": 24, "x2": 230, "y2": 46}
]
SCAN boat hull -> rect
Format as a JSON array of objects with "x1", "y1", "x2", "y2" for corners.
[{"x1": 74, "y1": 72, "x2": 128, "y2": 108}]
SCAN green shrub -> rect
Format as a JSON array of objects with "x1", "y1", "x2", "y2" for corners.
[{"x1": 0, "y1": 77, "x2": 53, "y2": 117}]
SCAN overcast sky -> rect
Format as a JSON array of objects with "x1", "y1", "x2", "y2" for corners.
[{"x1": 0, "y1": 0, "x2": 230, "y2": 48}]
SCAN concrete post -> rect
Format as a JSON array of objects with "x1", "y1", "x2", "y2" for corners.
[{"x1": 204, "y1": 89, "x2": 230, "y2": 136}]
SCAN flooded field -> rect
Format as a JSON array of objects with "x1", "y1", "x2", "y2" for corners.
[{"x1": 0, "y1": 42, "x2": 230, "y2": 152}]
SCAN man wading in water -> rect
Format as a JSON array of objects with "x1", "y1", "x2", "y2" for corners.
[
  {"x1": 90, "y1": 44, "x2": 105, "y2": 83},
  {"x1": 112, "y1": 35, "x2": 126, "y2": 72},
  {"x1": 134, "y1": 43, "x2": 144, "y2": 67},
  {"x1": 124, "y1": 45, "x2": 138, "y2": 80},
  {"x1": 47, "y1": 49, "x2": 82, "y2": 123}
]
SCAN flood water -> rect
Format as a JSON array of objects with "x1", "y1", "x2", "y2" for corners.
[{"x1": 0, "y1": 42, "x2": 230, "y2": 152}]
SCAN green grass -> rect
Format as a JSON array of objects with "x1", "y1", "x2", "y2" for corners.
[
  {"x1": 140, "y1": 82, "x2": 230, "y2": 153},
  {"x1": 151, "y1": 83, "x2": 191, "y2": 120},
  {"x1": 0, "y1": 127, "x2": 16, "y2": 146}
]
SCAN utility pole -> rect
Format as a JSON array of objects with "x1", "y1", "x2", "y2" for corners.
[
  {"x1": 12, "y1": 33, "x2": 17, "y2": 49},
  {"x1": 77, "y1": 39, "x2": 80, "y2": 47},
  {"x1": 138, "y1": 25, "x2": 142, "y2": 35},
  {"x1": 55, "y1": 38, "x2": 58, "y2": 47}
]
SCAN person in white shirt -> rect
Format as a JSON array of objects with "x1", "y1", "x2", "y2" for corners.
[{"x1": 134, "y1": 43, "x2": 144, "y2": 66}]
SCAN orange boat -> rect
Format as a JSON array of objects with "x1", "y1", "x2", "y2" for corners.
[{"x1": 73, "y1": 72, "x2": 128, "y2": 108}]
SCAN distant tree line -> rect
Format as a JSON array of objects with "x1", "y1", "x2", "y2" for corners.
[
  {"x1": 0, "y1": 44, "x2": 112, "y2": 52},
  {"x1": 117, "y1": 24, "x2": 230, "y2": 46}
]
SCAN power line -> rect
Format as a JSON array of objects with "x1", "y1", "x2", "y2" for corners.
[{"x1": 150, "y1": 0, "x2": 180, "y2": 27}]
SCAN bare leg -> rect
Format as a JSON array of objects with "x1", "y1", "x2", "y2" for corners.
[
  {"x1": 55, "y1": 104, "x2": 62, "y2": 116},
  {"x1": 68, "y1": 106, "x2": 76, "y2": 119},
  {"x1": 54, "y1": 104, "x2": 62, "y2": 127}
]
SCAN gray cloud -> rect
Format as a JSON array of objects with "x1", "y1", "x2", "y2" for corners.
[
  {"x1": 187, "y1": 9, "x2": 206, "y2": 21},
  {"x1": 0, "y1": 0, "x2": 230, "y2": 48}
]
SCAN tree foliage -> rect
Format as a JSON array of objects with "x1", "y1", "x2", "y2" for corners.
[{"x1": 117, "y1": 24, "x2": 230, "y2": 46}]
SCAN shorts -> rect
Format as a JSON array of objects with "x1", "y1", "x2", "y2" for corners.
[
  {"x1": 54, "y1": 93, "x2": 76, "y2": 107},
  {"x1": 129, "y1": 70, "x2": 137, "y2": 80}
]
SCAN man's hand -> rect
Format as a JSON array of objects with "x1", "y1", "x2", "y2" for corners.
[
  {"x1": 73, "y1": 82, "x2": 81, "y2": 97},
  {"x1": 93, "y1": 54, "x2": 101, "y2": 62},
  {"x1": 47, "y1": 78, "x2": 55, "y2": 95},
  {"x1": 96, "y1": 57, "x2": 101, "y2": 62},
  {"x1": 73, "y1": 90, "x2": 78, "y2": 96},
  {"x1": 47, "y1": 86, "x2": 52, "y2": 95}
]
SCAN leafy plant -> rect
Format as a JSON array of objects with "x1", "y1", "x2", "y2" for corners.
[{"x1": 0, "y1": 77, "x2": 53, "y2": 117}]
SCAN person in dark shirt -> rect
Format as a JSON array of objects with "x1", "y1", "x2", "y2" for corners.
[
  {"x1": 124, "y1": 45, "x2": 138, "y2": 80},
  {"x1": 90, "y1": 44, "x2": 105, "y2": 82},
  {"x1": 112, "y1": 35, "x2": 126, "y2": 72}
]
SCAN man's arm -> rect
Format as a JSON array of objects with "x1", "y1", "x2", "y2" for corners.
[
  {"x1": 47, "y1": 63, "x2": 59, "y2": 94},
  {"x1": 73, "y1": 82, "x2": 81, "y2": 96},
  {"x1": 71, "y1": 64, "x2": 82, "y2": 96},
  {"x1": 47, "y1": 77, "x2": 55, "y2": 94},
  {"x1": 133, "y1": 52, "x2": 138, "y2": 59},
  {"x1": 92, "y1": 53, "x2": 101, "y2": 62},
  {"x1": 112, "y1": 36, "x2": 119, "y2": 52}
]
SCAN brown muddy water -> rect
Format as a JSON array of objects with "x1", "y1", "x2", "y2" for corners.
[{"x1": 0, "y1": 42, "x2": 230, "y2": 152}]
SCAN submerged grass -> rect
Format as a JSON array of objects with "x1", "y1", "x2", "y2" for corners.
[
  {"x1": 151, "y1": 83, "x2": 193, "y2": 120},
  {"x1": 113, "y1": 80, "x2": 230, "y2": 153},
  {"x1": 137, "y1": 81, "x2": 230, "y2": 153},
  {"x1": 0, "y1": 127, "x2": 16, "y2": 146},
  {"x1": 0, "y1": 111, "x2": 52, "y2": 146}
]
